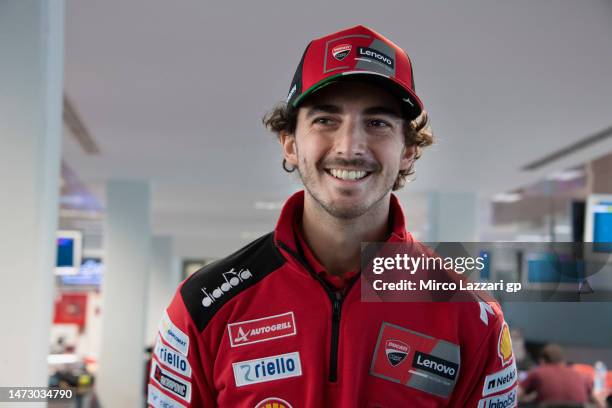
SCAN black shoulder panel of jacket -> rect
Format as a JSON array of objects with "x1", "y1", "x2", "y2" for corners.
[{"x1": 180, "y1": 232, "x2": 286, "y2": 332}]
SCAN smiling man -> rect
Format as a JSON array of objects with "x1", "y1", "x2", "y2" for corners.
[{"x1": 148, "y1": 25, "x2": 517, "y2": 408}]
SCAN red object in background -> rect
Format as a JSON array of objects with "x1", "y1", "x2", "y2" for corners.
[
  {"x1": 572, "y1": 364, "x2": 612, "y2": 394},
  {"x1": 572, "y1": 363, "x2": 594, "y2": 379},
  {"x1": 53, "y1": 293, "x2": 87, "y2": 329}
]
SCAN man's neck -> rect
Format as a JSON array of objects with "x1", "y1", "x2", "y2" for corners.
[{"x1": 301, "y1": 193, "x2": 392, "y2": 277}]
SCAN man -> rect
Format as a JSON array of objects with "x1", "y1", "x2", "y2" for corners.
[
  {"x1": 148, "y1": 25, "x2": 517, "y2": 408},
  {"x1": 519, "y1": 343, "x2": 593, "y2": 405}
]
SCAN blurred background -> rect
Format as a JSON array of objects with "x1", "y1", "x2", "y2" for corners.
[{"x1": 1, "y1": 0, "x2": 612, "y2": 406}]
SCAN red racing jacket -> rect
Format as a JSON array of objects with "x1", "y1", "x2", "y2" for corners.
[{"x1": 148, "y1": 191, "x2": 518, "y2": 408}]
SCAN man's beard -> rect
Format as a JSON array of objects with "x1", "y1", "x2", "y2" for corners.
[{"x1": 296, "y1": 157, "x2": 393, "y2": 220}]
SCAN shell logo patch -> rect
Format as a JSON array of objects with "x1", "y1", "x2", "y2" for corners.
[
  {"x1": 254, "y1": 397, "x2": 293, "y2": 408},
  {"x1": 497, "y1": 322, "x2": 513, "y2": 366},
  {"x1": 332, "y1": 44, "x2": 352, "y2": 61}
]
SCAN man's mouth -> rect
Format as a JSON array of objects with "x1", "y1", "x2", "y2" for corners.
[{"x1": 325, "y1": 168, "x2": 371, "y2": 181}]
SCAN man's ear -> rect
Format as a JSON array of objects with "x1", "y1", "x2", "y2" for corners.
[
  {"x1": 280, "y1": 131, "x2": 298, "y2": 167},
  {"x1": 400, "y1": 144, "x2": 417, "y2": 172}
]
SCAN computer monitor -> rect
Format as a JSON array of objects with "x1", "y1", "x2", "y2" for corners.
[
  {"x1": 59, "y1": 257, "x2": 103, "y2": 286},
  {"x1": 584, "y1": 194, "x2": 612, "y2": 252},
  {"x1": 55, "y1": 230, "x2": 83, "y2": 275},
  {"x1": 525, "y1": 252, "x2": 584, "y2": 282}
]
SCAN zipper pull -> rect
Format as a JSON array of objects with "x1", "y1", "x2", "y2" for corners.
[{"x1": 332, "y1": 292, "x2": 342, "y2": 321}]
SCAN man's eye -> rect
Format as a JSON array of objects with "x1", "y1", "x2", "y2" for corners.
[
  {"x1": 368, "y1": 119, "x2": 392, "y2": 128},
  {"x1": 313, "y1": 117, "x2": 335, "y2": 125}
]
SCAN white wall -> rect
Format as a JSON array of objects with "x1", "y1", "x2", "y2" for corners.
[{"x1": 0, "y1": 0, "x2": 64, "y2": 390}]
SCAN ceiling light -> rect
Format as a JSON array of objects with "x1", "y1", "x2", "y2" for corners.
[
  {"x1": 546, "y1": 169, "x2": 585, "y2": 182},
  {"x1": 492, "y1": 192, "x2": 522, "y2": 203}
]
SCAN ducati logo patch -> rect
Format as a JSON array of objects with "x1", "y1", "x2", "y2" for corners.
[
  {"x1": 385, "y1": 339, "x2": 409, "y2": 367},
  {"x1": 332, "y1": 44, "x2": 352, "y2": 61}
]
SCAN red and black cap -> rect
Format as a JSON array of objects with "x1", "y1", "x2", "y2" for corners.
[{"x1": 286, "y1": 25, "x2": 424, "y2": 120}]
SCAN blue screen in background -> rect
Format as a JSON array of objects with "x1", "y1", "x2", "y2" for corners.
[
  {"x1": 527, "y1": 253, "x2": 585, "y2": 283},
  {"x1": 593, "y1": 211, "x2": 612, "y2": 252},
  {"x1": 60, "y1": 258, "x2": 103, "y2": 285},
  {"x1": 56, "y1": 238, "x2": 74, "y2": 267}
]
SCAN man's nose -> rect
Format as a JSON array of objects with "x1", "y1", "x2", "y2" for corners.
[{"x1": 333, "y1": 118, "x2": 366, "y2": 157}]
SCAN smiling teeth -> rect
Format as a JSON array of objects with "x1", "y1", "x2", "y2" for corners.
[{"x1": 329, "y1": 169, "x2": 368, "y2": 181}]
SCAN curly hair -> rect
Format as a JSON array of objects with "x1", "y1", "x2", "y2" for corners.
[{"x1": 262, "y1": 102, "x2": 434, "y2": 190}]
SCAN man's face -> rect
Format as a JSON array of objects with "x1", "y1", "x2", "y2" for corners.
[{"x1": 281, "y1": 81, "x2": 415, "y2": 219}]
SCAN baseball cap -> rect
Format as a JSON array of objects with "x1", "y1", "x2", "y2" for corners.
[{"x1": 286, "y1": 25, "x2": 424, "y2": 120}]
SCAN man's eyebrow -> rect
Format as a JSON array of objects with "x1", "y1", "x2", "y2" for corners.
[
  {"x1": 363, "y1": 106, "x2": 403, "y2": 119},
  {"x1": 304, "y1": 104, "x2": 403, "y2": 120},
  {"x1": 304, "y1": 104, "x2": 342, "y2": 119}
]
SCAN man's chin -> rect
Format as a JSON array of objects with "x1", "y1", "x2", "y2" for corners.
[
  {"x1": 318, "y1": 194, "x2": 372, "y2": 219},
  {"x1": 323, "y1": 204, "x2": 369, "y2": 220}
]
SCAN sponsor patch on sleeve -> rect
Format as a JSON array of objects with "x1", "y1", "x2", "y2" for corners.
[
  {"x1": 497, "y1": 322, "x2": 513, "y2": 366},
  {"x1": 477, "y1": 387, "x2": 517, "y2": 408},
  {"x1": 370, "y1": 322, "x2": 461, "y2": 398},
  {"x1": 482, "y1": 361, "x2": 517, "y2": 396},
  {"x1": 148, "y1": 384, "x2": 187, "y2": 408},
  {"x1": 227, "y1": 311, "x2": 297, "y2": 347},
  {"x1": 154, "y1": 338, "x2": 192, "y2": 378},
  {"x1": 150, "y1": 360, "x2": 192, "y2": 403},
  {"x1": 158, "y1": 310, "x2": 189, "y2": 356}
]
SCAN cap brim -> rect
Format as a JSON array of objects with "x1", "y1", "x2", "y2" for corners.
[{"x1": 292, "y1": 71, "x2": 423, "y2": 120}]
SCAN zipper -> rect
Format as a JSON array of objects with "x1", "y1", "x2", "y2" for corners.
[
  {"x1": 276, "y1": 241, "x2": 358, "y2": 382},
  {"x1": 329, "y1": 291, "x2": 342, "y2": 382}
]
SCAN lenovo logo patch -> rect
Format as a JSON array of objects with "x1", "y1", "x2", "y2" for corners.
[
  {"x1": 357, "y1": 47, "x2": 394, "y2": 69},
  {"x1": 412, "y1": 351, "x2": 459, "y2": 381}
]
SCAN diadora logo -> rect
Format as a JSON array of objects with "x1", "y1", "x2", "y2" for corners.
[
  {"x1": 332, "y1": 44, "x2": 352, "y2": 61},
  {"x1": 385, "y1": 339, "x2": 409, "y2": 367},
  {"x1": 357, "y1": 47, "x2": 394, "y2": 69},
  {"x1": 154, "y1": 340, "x2": 192, "y2": 378},
  {"x1": 201, "y1": 268, "x2": 253, "y2": 308},
  {"x1": 232, "y1": 352, "x2": 302, "y2": 387},
  {"x1": 254, "y1": 397, "x2": 293, "y2": 408},
  {"x1": 482, "y1": 362, "x2": 517, "y2": 396},
  {"x1": 412, "y1": 351, "x2": 459, "y2": 381},
  {"x1": 150, "y1": 361, "x2": 192, "y2": 403},
  {"x1": 228, "y1": 312, "x2": 297, "y2": 347},
  {"x1": 158, "y1": 311, "x2": 189, "y2": 356}
]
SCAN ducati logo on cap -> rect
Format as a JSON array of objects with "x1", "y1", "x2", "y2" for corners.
[
  {"x1": 385, "y1": 339, "x2": 409, "y2": 367},
  {"x1": 332, "y1": 44, "x2": 352, "y2": 61}
]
